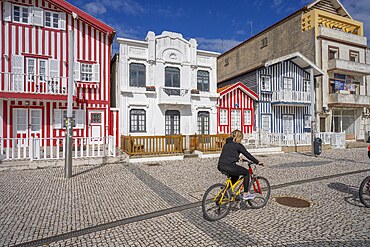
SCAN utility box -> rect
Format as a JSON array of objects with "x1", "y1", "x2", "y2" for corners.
[{"x1": 314, "y1": 137, "x2": 322, "y2": 155}]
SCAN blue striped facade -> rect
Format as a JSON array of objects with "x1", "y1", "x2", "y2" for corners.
[{"x1": 257, "y1": 60, "x2": 311, "y2": 133}]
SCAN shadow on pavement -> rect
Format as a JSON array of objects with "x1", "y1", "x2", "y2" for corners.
[
  {"x1": 327, "y1": 182, "x2": 364, "y2": 207},
  {"x1": 272, "y1": 160, "x2": 331, "y2": 168}
]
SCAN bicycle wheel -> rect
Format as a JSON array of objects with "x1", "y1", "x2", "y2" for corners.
[
  {"x1": 359, "y1": 176, "x2": 370, "y2": 208},
  {"x1": 247, "y1": 176, "x2": 271, "y2": 209},
  {"x1": 202, "y1": 183, "x2": 231, "y2": 221}
]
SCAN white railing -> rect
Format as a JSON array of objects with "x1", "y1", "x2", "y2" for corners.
[
  {"x1": 157, "y1": 86, "x2": 191, "y2": 105},
  {"x1": 0, "y1": 72, "x2": 68, "y2": 95},
  {"x1": 0, "y1": 136, "x2": 116, "y2": 161},
  {"x1": 272, "y1": 90, "x2": 311, "y2": 104},
  {"x1": 242, "y1": 132, "x2": 346, "y2": 148}
]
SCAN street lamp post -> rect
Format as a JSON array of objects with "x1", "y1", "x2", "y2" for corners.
[
  {"x1": 310, "y1": 67, "x2": 316, "y2": 156},
  {"x1": 65, "y1": 30, "x2": 74, "y2": 178}
]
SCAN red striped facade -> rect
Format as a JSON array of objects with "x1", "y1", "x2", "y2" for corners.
[
  {"x1": 0, "y1": 0, "x2": 115, "y2": 143},
  {"x1": 217, "y1": 82, "x2": 258, "y2": 134}
]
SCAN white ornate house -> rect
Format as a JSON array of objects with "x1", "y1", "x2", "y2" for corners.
[{"x1": 111, "y1": 31, "x2": 219, "y2": 137}]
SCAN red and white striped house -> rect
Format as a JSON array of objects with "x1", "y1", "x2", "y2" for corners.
[
  {"x1": 217, "y1": 82, "x2": 258, "y2": 134},
  {"x1": 0, "y1": 0, "x2": 116, "y2": 158}
]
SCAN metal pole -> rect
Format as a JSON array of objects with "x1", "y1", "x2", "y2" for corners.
[
  {"x1": 65, "y1": 30, "x2": 74, "y2": 178},
  {"x1": 310, "y1": 67, "x2": 315, "y2": 156}
]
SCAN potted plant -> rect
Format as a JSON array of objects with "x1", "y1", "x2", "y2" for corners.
[
  {"x1": 191, "y1": 88, "x2": 199, "y2": 94},
  {"x1": 146, "y1": 85, "x2": 155, "y2": 91}
]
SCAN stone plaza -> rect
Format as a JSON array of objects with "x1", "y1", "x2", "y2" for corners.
[{"x1": 0, "y1": 148, "x2": 369, "y2": 246}]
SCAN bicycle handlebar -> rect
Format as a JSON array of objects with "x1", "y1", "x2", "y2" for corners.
[{"x1": 240, "y1": 159, "x2": 264, "y2": 166}]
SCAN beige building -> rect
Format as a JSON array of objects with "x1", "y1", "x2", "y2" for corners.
[{"x1": 218, "y1": 0, "x2": 370, "y2": 141}]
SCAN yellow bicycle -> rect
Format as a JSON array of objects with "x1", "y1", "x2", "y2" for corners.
[{"x1": 202, "y1": 161, "x2": 270, "y2": 221}]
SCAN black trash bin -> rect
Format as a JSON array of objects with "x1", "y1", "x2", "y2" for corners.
[{"x1": 314, "y1": 137, "x2": 322, "y2": 156}]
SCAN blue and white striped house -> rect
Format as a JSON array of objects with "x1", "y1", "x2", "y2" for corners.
[{"x1": 256, "y1": 52, "x2": 323, "y2": 134}]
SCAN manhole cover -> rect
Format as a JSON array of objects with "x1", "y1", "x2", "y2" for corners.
[
  {"x1": 275, "y1": 196, "x2": 310, "y2": 208},
  {"x1": 146, "y1": 163, "x2": 160, "y2": 167}
]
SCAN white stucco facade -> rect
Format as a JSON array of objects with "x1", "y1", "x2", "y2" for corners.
[{"x1": 115, "y1": 31, "x2": 220, "y2": 136}]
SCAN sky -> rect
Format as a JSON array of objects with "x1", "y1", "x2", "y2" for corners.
[{"x1": 69, "y1": 0, "x2": 370, "y2": 54}]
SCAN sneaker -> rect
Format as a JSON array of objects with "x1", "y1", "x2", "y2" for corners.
[{"x1": 243, "y1": 193, "x2": 255, "y2": 200}]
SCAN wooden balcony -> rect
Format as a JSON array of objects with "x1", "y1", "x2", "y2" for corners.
[
  {"x1": 0, "y1": 72, "x2": 69, "y2": 100},
  {"x1": 271, "y1": 90, "x2": 311, "y2": 106}
]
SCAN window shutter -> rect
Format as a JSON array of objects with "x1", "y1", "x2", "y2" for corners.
[
  {"x1": 58, "y1": 12, "x2": 66, "y2": 30},
  {"x1": 76, "y1": 110, "x2": 84, "y2": 129},
  {"x1": 32, "y1": 7, "x2": 43, "y2": 26},
  {"x1": 92, "y1": 63, "x2": 100, "y2": 82},
  {"x1": 12, "y1": 55, "x2": 24, "y2": 91},
  {"x1": 53, "y1": 109, "x2": 62, "y2": 129},
  {"x1": 49, "y1": 59, "x2": 59, "y2": 79},
  {"x1": 3, "y1": 1, "x2": 11, "y2": 22},
  {"x1": 74, "y1": 62, "x2": 80, "y2": 81}
]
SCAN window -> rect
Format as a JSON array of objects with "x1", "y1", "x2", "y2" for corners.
[
  {"x1": 39, "y1": 60, "x2": 47, "y2": 81},
  {"x1": 220, "y1": 109, "x2": 228, "y2": 125},
  {"x1": 81, "y1": 63, "x2": 93, "y2": 82},
  {"x1": 130, "y1": 109, "x2": 146, "y2": 132},
  {"x1": 13, "y1": 5, "x2": 30, "y2": 24},
  {"x1": 283, "y1": 77, "x2": 293, "y2": 90},
  {"x1": 304, "y1": 115, "x2": 311, "y2": 129},
  {"x1": 197, "y1": 111, "x2": 210, "y2": 134},
  {"x1": 261, "y1": 75, "x2": 271, "y2": 91},
  {"x1": 261, "y1": 37, "x2": 268, "y2": 48},
  {"x1": 26, "y1": 58, "x2": 36, "y2": 81},
  {"x1": 165, "y1": 110, "x2": 180, "y2": 135},
  {"x1": 165, "y1": 67, "x2": 180, "y2": 88},
  {"x1": 16, "y1": 109, "x2": 27, "y2": 132},
  {"x1": 261, "y1": 115, "x2": 271, "y2": 132},
  {"x1": 45, "y1": 11, "x2": 59, "y2": 28},
  {"x1": 329, "y1": 47, "x2": 339, "y2": 60},
  {"x1": 129, "y1": 63, "x2": 146, "y2": 87},
  {"x1": 244, "y1": 110, "x2": 251, "y2": 125},
  {"x1": 224, "y1": 58, "x2": 229, "y2": 66},
  {"x1": 349, "y1": 51, "x2": 359, "y2": 62},
  {"x1": 197, "y1": 70, "x2": 209, "y2": 92},
  {"x1": 30, "y1": 110, "x2": 41, "y2": 132},
  {"x1": 303, "y1": 80, "x2": 310, "y2": 92}
]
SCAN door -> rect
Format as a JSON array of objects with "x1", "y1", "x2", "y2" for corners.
[
  {"x1": 13, "y1": 108, "x2": 42, "y2": 146},
  {"x1": 231, "y1": 109, "x2": 241, "y2": 131},
  {"x1": 89, "y1": 111, "x2": 104, "y2": 142},
  {"x1": 197, "y1": 111, "x2": 210, "y2": 135},
  {"x1": 282, "y1": 114, "x2": 294, "y2": 143},
  {"x1": 165, "y1": 110, "x2": 180, "y2": 146}
]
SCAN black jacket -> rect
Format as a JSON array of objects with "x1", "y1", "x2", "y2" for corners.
[{"x1": 218, "y1": 137, "x2": 259, "y2": 168}]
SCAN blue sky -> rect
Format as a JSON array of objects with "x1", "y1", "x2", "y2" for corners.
[{"x1": 69, "y1": 0, "x2": 370, "y2": 53}]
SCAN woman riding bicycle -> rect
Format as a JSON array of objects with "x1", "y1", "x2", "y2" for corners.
[{"x1": 218, "y1": 130, "x2": 260, "y2": 200}]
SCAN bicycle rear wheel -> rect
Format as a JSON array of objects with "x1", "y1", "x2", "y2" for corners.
[
  {"x1": 359, "y1": 176, "x2": 370, "y2": 208},
  {"x1": 202, "y1": 183, "x2": 231, "y2": 221},
  {"x1": 247, "y1": 176, "x2": 271, "y2": 209}
]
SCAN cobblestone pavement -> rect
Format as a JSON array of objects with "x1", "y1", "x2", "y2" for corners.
[{"x1": 0, "y1": 148, "x2": 369, "y2": 246}]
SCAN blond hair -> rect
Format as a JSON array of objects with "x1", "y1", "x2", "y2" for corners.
[{"x1": 231, "y1": 129, "x2": 243, "y2": 143}]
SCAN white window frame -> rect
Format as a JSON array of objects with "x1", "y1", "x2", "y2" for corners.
[
  {"x1": 81, "y1": 63, "x2": 93, "y2": 82},
  {"x1": 45, "y1": 11, "x2": 59, "y2": 29},
  {"x1": 304, "y1": 115, "x2": 311, "y2": 129},
  {"x1": 283, "y1": 77, "x2": 293, "y2": 90},
  {"x1": 16, "y1": 109, "x2": 28, "y2": 133},
  {"x1": 30, "y1": 109, "x2": 42, "y2": 133},
  {"x1": 12, "y1": 4, "x2": 31, "y2": 24},
  {"x1": 219, "y1": 109, "x2": 228, "y2": 125},
  {"x1": 303, "y1": 80, "x2": 310, "y2": 92},
  {"x1": 261, "y1": 114, "x2": 271, "y2": 132},
  {"x1": 244, "y1": 110, "x2": 252, "y2": 125},
  {"x1": 282, "y1": 114, "x2": 294, "y2": 134},
  {"x1": 261, "y1": 75, "x2": 271, "y2": 91}
]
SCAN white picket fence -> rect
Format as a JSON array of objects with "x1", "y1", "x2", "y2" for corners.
[
  {"x1": 0, "y1": 136, "x2": 116, "y2": 161},
  {"x1": 242, "y1": 132, "x2": 346, "y2": 149}
]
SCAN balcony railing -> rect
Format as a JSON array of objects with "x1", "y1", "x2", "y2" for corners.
[
  {"x1": 328, "y1": 59, "x2": 370, "y2": 76},
  {"x1": 328, "y1": 93, "x2": 370, "y2": 106},
  {"x1": 271, "y1": 90, "x2": 311, "y2": 105},
  {"x1": 157, "y1": 86, "x2": 191, "y2": 105},
  {"x1": 0, "y1": 72, "x2": 68, "y2": 95}
]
